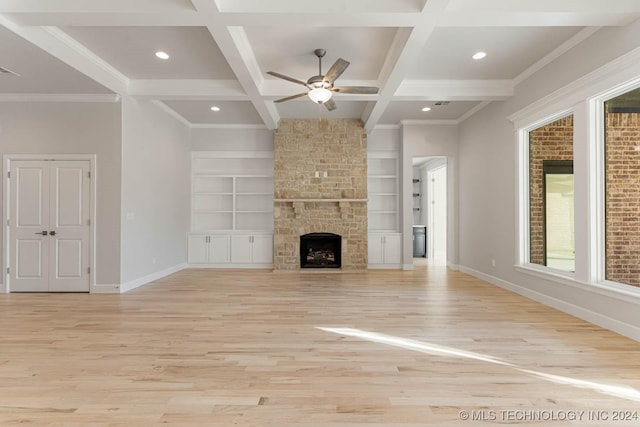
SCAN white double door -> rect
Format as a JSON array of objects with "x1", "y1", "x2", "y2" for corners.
[{"x1": 9, "y1": 160, "x2": 91, "y2": 292}]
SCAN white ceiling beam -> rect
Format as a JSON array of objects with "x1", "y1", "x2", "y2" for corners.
[
  {"x1": 214, "y1": 0, "x2": 423, "y2": 14},
  {"x1": 191, "y1": 0, "x2": 279, "y2": 129},
  {"x1": 0, "y1": 15, "x2": 128, "y2": 94},
  {"x1": 437, "y1": 12, "x2": 640, "y2": 27},
  {"x1": 5, "y1": 12, "x2": 205, "y2": 27},
  {"x1": 363, "y1": 0, "x2": 452, "y2": 132},
  {"x1": 395, "y1": 80, "x2": 513, "y2": 100},
  {"x1": 442, "y1": 0, "x2": 640, "y2": 27},
  {"x1": 0, "y1": 0, "x2": 194, "y2": 13},
  {"x1": 128, "y1": 79, "x2": 248, "y2": 100}
]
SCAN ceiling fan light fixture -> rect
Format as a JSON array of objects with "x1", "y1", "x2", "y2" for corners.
[{"x1": 308, "y1": 87, "x2": 332, "y2": 104}]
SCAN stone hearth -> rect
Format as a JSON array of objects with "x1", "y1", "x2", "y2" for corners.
[{"x1": 273, "y1": 119, "x2": 368, "y2": 270}]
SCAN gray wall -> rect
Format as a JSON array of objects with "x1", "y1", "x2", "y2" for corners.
[
  {"x1": 401, "y1": 124, "x2": 458, "y2": 268},
  {"x1": 458, "y1": 19, "x2": 640, "y2": 339},
  {"x1": 120, "y1": 97, "x2": 190, "y2": 284},
  {"x1": 0, "y1": 101, "x2": 122, "y2": 287}
]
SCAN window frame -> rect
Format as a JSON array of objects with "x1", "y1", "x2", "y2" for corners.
[{"x1": 516, "y1": 110, "x2": 576, "y2": 279}]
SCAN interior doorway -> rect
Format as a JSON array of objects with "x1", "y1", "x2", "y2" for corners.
[
  {"x1": 4, "y1": 156, "x2": 94, "y2": 292},
  {"x1": 412, "y1": 157, "x2": 447, "y2": 264}
]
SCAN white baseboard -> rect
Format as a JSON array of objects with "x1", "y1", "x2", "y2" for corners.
[
  {"x1": 120, "y1": 263, "x2": 187, "y2": 293},
  {"x1": 459, "y1": 265, "x2": 640, "y2": 342},
  {"x1": 447, "y1": 263, "x2": 460, "y2": 271},
  {"x1": 0, "y1": 282, "x2": 6, "y2": 294},
  {"x1": 91, "y1": 284, "x2": 120, "y2": 294},
  {"x1": 187, "y1": 263, "x2": 273, "y2": 269},
  {"x1": 368, "y1": 264, "x2": 402, "y2": 269},
  {"x1": 402, "y1": 263, "x2": 414, "y2": 270}
]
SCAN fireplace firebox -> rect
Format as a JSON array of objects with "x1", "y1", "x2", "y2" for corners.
[{"x1": 300, "y1": 233, "x2": 342, "y2": 268}]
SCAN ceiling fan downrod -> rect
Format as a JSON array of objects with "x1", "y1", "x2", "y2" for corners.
[{"x1": 314, "y1": 48, "x2": 326, "y2": 76}]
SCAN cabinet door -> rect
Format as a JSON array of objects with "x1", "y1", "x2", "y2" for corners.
[
  {"x1": 230, "y1": 235, "x2": 252, "y2": 264},
  {"x1": 188, "y1": 235, "x2": 209, "y2": 264},
  {"x1": 251, "y1": 234, "x2": 273, "y2": 264},
  {"x1": 383, "y1": 234, "x2": 402, "y2": 264},
  {"x1": 367, "y1": 234, "x2": 384, "y2": 264},
  {"x1": 209, "y1": 235, "x2": 230, "y2": 263}
]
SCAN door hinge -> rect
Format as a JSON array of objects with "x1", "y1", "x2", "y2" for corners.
[
  {"x1": 88, "y1": 171, "x2": 91, "y2": 178},
  {"x1": 7, "y1": 171, "x2": 10, "y2": 179},
  {"x1": 6, "y1": 219, "x2": 9, "y2": 227},
  {"x1": 87, "y1": 267, "x2": 90, "y2": 274},
  {"x1": 87, "y1": 219, "x2": 91, "y2": 226},
  {"x1": 6, "y1": 267, "x2": 9, "y2": 275}
]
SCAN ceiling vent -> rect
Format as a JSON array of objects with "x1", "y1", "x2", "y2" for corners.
[
  {"x1": 434, "y1": 101, "x2": 450, "y2": 106},
  {"x1": 0, "y1": 67, "x2": 20, "y2": 77}
]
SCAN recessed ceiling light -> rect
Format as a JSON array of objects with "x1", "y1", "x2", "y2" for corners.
[
  {"x1": 210, "y1": 106, "x2": 221, "y2": 112},
  {"x1": 472, "y1": 51, "x2": 487, "y2": 60},
  {"x1": 155, "y1": 51, "x2": 170, "y2": 60},
  {"x1": 421, "y1": 107, "x2": 431, "y2": 112}
]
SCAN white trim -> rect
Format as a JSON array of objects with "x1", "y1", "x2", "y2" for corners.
[
  {"x1": 401, "y1": 263, "x2": 414, "y2": 270},
  {"x1": 0, "y1": 94, "x2": 120, "y2": 103},
  {"x1": 368, "y1": 264, "x2": 402, "y2": 269},
  {"x1": 186, "y1": 263, "x2": 273, "y2": 269},
  {"x1": 192, "y1": 151, "x2": 274, "y2": 159},
  {"x1": 400, "y1": 119, "x2": 458, "y2": 126},
  {"x1": 373, "y1": 124, "x2": 401, "y2": 131},
  {"x1": 152, "y1": 100, "x2": 192, "y2": 128},
  {"x1": 515, "y1": 109, "x2": 574, "y2": 267},
  {"x1": 460, "y1": 265, "x2": 640, "y2": 342},
  {"x1": 120, "y1": 263, "x2": 187, "y2": 293},
  {"x1": 191, "y1": 124, "x2": 268, "y2": 130},
  {"x1": 508, "y1": 46, "x2": 640, "y2": 127},
  {"x1": 513, "y1": 27, "x2": 602, "y2": 86},
  {"x1": 3, "y1": 154, "x2": 96, "y2": 293},
  {"x1": 447, "y1": 263, "x2": 459, "y2": 271},
  {"x1": 457, "y1": 101, "x2": 492, "y2": 123},
  {"x1": 91, "y1": 284, "x2": 121, "y2": 294}
]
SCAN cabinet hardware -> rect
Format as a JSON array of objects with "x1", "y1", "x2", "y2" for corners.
[{"x1": 35, "y1": 231, "x2": 48, "y2": 235}]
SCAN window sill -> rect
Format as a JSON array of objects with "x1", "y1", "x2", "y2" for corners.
[{"x1": 514, "y1": 264, "x2": 640, "y2": 303}]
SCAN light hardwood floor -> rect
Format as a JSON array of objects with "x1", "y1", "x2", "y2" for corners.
[{"x1": 1, "y1": 263, "x2": 640, "y2": 426}]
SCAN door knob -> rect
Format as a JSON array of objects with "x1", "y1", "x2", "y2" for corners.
[
  {"x1": 35, "y1": 231, "x2": 48, "y2": 235},
  {"x1": 49, "y1": 231, "x2": 56, "y2": 236}
]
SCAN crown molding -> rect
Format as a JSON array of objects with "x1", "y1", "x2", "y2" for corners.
[{"x1": 508, "y1": 45, "x2": 640, "y2": 127}]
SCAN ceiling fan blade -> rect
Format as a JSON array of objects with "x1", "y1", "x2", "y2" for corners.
[
  {"x1": 274, "y1": 92, "x2": 308, "y2": 103},
  {"x1": 332, "y1": 86, "x2": 379, "y2": 94},
  {"x1": 267, "y1": 71, "x2": 308, "y2": 87},
  {"x1": 324, "y1": 98, "x2": 337, "y2": 111},
  {"x1": 323, "y1": 58, "x2": 349, "y2": 84}
]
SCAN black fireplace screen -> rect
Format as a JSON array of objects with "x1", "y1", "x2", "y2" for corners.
[{"x1": 300, "y1": 233, "x2": 342, "y2": 268}]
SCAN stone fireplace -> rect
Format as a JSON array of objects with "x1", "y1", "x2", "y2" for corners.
[{"x1": 273, "y1": 119, "x2": 368, "y2": 270}]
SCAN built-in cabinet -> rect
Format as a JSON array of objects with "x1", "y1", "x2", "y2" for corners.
[
  {"x1": 188, "y1": 234, "x2": 230, "y2": 264},
  {"x1": 230, "y1": 234, "x2": 273, "y2": 265},
  {"x1": 368, "y1": 233, "x2": 401, "y2": 267},
  {"x1": 189, "y1": 152, "x2": 274, "y2": 268},
  {"x1": 368, "y1": 152, "x2": 400, "y2": 268}
]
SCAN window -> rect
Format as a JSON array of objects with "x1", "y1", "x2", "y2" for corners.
[
  {"x1": 528, "y1": 115, "x2": 575, "y2": 272},
  {"x1": 604, "y1": 87, "x2": 640, "y2": 287}
]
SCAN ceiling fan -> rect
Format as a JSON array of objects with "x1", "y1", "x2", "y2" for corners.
[{"x1": 267, "y1": 49, "x2": 379, "y2": 111}]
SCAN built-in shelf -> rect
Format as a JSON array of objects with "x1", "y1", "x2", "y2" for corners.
[
  {"x1": 191, "y1": 151, "x2": 274, "y2": 232},
  {"x1": 368, "y1": 152, "x2": 399, "y2": 232}
]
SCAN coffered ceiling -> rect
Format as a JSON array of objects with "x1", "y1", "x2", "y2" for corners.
[{"x1": 0, "y1": 0, "x2": 639, "y2": 131}]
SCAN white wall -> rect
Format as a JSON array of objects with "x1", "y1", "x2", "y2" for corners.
[
  {"x1": 401, "y1": 124, "x2": 458, "y2": 269},
  {"x1": 120, "y1": 97, "x2": 190, "y2": 287},
  {"x1": 458, "y1": 20, "x2": 640, "y2": 340},
  {"x1": 0, "y1": 101, "x2": 122, "y2": 287}
]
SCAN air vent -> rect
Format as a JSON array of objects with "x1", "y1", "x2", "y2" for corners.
[
  {"x1": 434, "y1": 101, "x2": 450, "y2": 106},
  {"x1": 0, "y1": 67, "x2": 20, "y2": 77}
]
